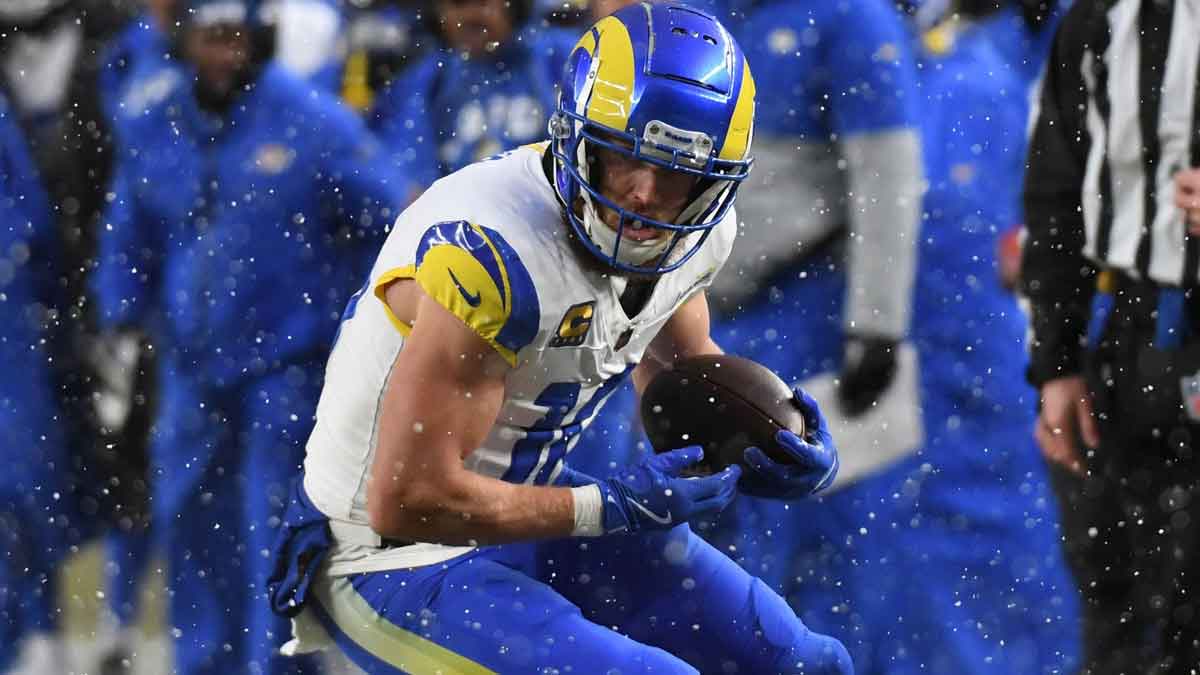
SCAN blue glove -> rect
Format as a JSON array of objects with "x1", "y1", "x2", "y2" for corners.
[
  {"x1": 739, "y1": 388, "x2": 839, "y2": 500},
  {"x1": 557, "y1": 446, "x2": 742, "y2": 534}
]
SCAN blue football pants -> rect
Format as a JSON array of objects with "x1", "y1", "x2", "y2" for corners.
[
  {"x1": 0, "y1": 370, "x2": 81, "y2": 668},
  {"x1": 309, "y1": 524, "x2": 853, "y2": 674},
  {"x1": 151, "y1": 363, "x2": 321, "y2": 675}
]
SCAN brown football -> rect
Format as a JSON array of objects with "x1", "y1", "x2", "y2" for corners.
[{"x1": 640, "y1": 354, "x2": 806, "y2": 475}]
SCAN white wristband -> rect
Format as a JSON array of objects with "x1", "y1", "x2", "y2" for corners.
[{"x1": 569, "y1": 484, "x2": 605, "y2": 537}]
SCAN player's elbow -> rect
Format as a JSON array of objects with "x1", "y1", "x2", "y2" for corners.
[
  {"x1": 366, "y1": 493, "x2": 408, "y2": 539},
  {"x1": 366, "y1": 470, "x2": 468, "y2": 540},
  {"x1": 367, "y1": 478, "x2": 429, "y2": 539}
]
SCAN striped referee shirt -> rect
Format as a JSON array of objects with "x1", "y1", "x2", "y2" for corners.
[{"x1": 1022, "y1": 0, "x2": 1200, "y2": 385}]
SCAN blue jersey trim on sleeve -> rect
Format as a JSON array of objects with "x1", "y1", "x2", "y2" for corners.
[{"x1": 480, "y1": 225, "x2": 539, "y2": 355}]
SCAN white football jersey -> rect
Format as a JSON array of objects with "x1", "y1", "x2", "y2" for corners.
[{"x1": 303, "y1": 144, "x2": 736, "y2": 572}]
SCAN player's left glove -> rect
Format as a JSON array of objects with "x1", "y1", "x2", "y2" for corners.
[{"x1": 739, "y1": 388, "x2": 839, "y2": 500}]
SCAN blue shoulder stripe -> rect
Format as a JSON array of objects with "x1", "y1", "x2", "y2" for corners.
[
  {"x1": 414, "y1": 221, "x2": 540, "y2": 358},
  {"x1": 482, "y1": 225, "x2": 540, "y2": 355}
]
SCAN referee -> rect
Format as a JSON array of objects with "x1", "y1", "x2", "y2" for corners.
[{"x1": 1023, "y1": 0, "x2": 1200, "y2": 672}]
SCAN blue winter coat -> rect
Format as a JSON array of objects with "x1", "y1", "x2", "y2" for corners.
[
  {"x1": 370, "y1": 26, "x2": 576, "y2": 194},
  {"x1": 94, "y1": 62, "x2": 405, "y2": 387}
]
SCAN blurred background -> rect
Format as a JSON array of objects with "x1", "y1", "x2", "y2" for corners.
[{"x1": 0, "y1": 0, "x2": 1084, "y2": 673}]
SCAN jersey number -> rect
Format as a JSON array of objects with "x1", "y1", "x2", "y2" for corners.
[{"x1": 501, "y1": 365, "x2": 635, "y2": 485}]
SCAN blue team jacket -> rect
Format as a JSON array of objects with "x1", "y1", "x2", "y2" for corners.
[
  {"x1": 98, "y1": 12, "x2": 171, "y2": 125},
  {"x1": 732, "y1": 0, "x2": 919, "y2": 139},
  {"x1": 94, "y1": 62, "x2": 405, "y2": 387},
  {"x1": 0, "y1": 91, "x2": 68, "y2": 495},
  {"x1": 369, "y1": 26, "x2": 576, "y2": 194},
  {"x1": 912, "y1": 23, "x2": 1033, "y2": 414},
  {"x1": 0, "y1": 93, "x2": 56, "y2": 384}
]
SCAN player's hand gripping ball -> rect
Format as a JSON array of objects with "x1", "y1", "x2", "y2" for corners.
[{"x1": 640, "y1": 355, "x2": 839, "y2": 500}]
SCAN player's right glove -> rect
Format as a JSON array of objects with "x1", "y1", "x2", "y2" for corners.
[
  {"x1": 740, "y1": 389, "x2": 839, "y2": 500},
  {"x1": 555, "y1": 446, "x2": 741, "y2": 536}
]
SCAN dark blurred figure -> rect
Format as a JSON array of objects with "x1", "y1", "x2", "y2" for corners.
[
  {"x1": 0, "y1": 87, "x2": 82, "y2": 675},
  {"x1": 0, "y1": 0, "x2": 149, "y2": 528},
  {"x1": 0, "y1": 1, "x2": 153, "y2": 672},
  {"x1": 338, "y1": 0, "x2": 430, "y2": 113},
  {"x1": 91, "y1": 0, "x2": 405, "y2": 672}
]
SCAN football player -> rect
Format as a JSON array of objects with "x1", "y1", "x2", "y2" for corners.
[
  {"x1": 846, "y1": 15, "x2": 1080, "y2": 671},
  {"x1": 268, "y1": 3, "x2": 851, "y2": 673}
]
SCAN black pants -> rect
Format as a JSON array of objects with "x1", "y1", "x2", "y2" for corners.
[{"x1": 1051, "y1": 282, "x2": 1200, "y2": 675}]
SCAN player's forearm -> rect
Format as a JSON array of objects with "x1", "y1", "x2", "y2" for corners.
[{"x1": 368, "y1": 469, "x2": 577, "y2": 546}]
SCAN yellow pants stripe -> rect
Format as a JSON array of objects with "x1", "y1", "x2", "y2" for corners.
[{"x1": 314, "y1": 576, "x2": 496, "y2": 675}]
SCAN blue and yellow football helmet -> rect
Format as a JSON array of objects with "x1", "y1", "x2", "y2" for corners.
[{"x1": 549, "y1": 1, "x2": 755, "y2": 274}]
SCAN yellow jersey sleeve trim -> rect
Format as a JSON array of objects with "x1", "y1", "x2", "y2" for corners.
[
  {"x1": 403, "y1": 221, "x2": 541, "y2": 368},
  {"x1": 372, "y1": 265, "x2": 417, "y2": 337},
  {"x1": 316, "y1": 577, "x2": 497, "y2": 675},
  {"x1": 412, "y1": 244, "x2": 520, "y2": 367}
]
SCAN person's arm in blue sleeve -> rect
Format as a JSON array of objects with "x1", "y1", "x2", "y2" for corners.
[
  {"x1": 91, "y1": 160, "x2": 160, "y2": 332},
  {"x1": 0, "y1": 96, "x2": 57, "y2": 310},
  {"x1": 824, "y1": 0, "x2": 925, "y2": 415},
  {"x1": 320, "y1": 102, "x2": 407, "y2": 238},
  {"x1": 369, "y1": 55, "x2": 444, "y2": 199}
]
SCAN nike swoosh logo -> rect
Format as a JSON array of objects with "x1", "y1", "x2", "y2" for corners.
[
  {"x1": 628, "y1": 499, "x2": 672, "y2": 525},
  {"x1": 447, "y1": 268, "x2": 481, "y2": 307}
]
